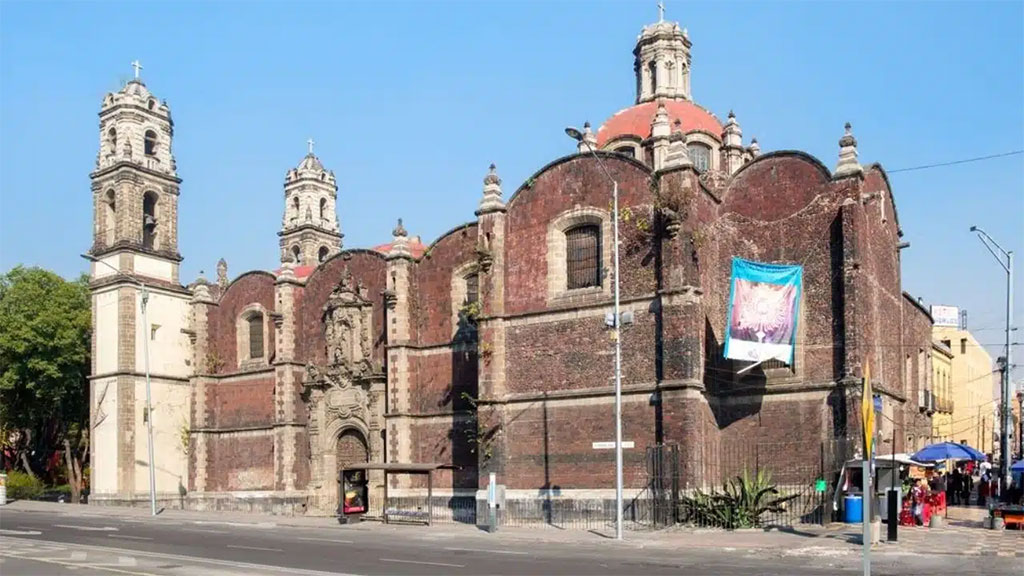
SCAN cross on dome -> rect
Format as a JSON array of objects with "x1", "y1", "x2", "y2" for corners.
[
  {"x1": 307, "y1": 138, "x2": 315, "y2": 155},
  {"x1": 131, "y1": 60, "x2": 143, "y2": 79},
  {"x1": 658, "y1": 0, "x2": 665, "y2": 22}
]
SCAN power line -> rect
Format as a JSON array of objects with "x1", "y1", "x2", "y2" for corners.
[{"x1": 887, "y1": 150, "x2": 1023, "y2": 174}]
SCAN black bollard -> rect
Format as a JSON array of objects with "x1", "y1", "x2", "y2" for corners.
[{"x1": 887, "y1": 490, "x2": 898, "y2": 541}]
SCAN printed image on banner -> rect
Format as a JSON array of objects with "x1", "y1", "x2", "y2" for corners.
[{"x1": 723, "y1": 258, "x2": 803, "y2": 365}]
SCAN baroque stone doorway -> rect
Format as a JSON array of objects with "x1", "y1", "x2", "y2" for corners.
[{"x1": 337, "y1": 429, "x2": 369, "y2": 471}]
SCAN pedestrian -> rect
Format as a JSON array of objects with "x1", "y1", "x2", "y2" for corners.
[
  {"x1": 962, "y1": 471, "x2": 973, "y2": 506},
  {"x1": 978, "y1": 470, "x2": 989, "y2": 506},
  {"x1": 911, "y1": 479, "x2": 926, "y2": 526},
  {"x1": 950, "y1": 468, "x2": 962, "y2": 505}
]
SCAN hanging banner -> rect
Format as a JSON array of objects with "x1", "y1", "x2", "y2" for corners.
[{"x1": 723, "y1": 258, "x2": 803, "y2": 365}]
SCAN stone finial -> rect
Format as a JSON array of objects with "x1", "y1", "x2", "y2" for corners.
[
  {"x1": 834, "y1": 122, "x2": 863, "y2": 177},
  {"x1": 577, "y1": 122, "x2": 598, "y2": 154},
  {"x1": 216, "y1": 258, "x2": 228, "y2": 288},
  {"x1": 663, "y1": 128, "x2": 693, "y2": 169},
  {"x1": 722, "y1": 110, "x2": 742, "y2": 148},
  {"x1": 651, "y1": 100, "x2": 671, "y2": 138},
  {"x1": 192, "y1": 282, "x2": 213, "y2": 303},
  {"x1": 388, "y1": 218, "x2": 412, "y2": 259},
  {"x1": 749, "y1": 137, "x2": 761, "y2": 157},
  {"x1": 478, "y1": 163, "x2": 506, "y2": 214},
  {"x1": 392, "y1": 218, "x2": 407, "y2": 238}
]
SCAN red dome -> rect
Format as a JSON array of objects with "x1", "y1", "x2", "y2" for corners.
[{"x1": 596, "y1": 100, "x2": 723, "y2": 147}]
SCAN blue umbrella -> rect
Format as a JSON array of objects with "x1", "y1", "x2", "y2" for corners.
[
  {"x1": 911, "y1": 442, "x2": 987, "y2": 462},
  {"x1": 1012, "y1": 460, "x2": 1024, "y2": 472}
]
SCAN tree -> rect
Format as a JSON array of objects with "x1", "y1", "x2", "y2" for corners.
[{"x1": 0, "y1": 266, "x2": 91, "y2": 502}]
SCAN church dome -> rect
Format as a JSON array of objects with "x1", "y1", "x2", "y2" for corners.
[{"x1": 596, "y1": 100, "x2": 722, "y2": 147}]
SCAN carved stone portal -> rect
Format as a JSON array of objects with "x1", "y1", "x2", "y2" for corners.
[{"x1": 304, "y1": 270, "x2": 385, "y2": 513}]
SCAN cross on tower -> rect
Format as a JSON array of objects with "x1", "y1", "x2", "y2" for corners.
[
  {"x1": 307, "y1": 138, "x2": 315, "y2": 155},
  {"x1": 131, "y1": 60, "x2": 143, "y2": 80},
  {"x1": 658, "y1": 0, "x2": 665, "y2": 22}
]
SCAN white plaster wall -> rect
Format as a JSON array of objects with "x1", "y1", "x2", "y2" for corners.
[
  {"x1": 134, "y1": 378, "x2": 190, "y2": 494},
  {"x1": 133, "y1": 254, "x2": 174, "y2": 283},
  {"x1": 93, "y1": 254, "x2": 122, "y2": 280},
  {"x1": 91, "y1": 377, "x2": 119, "y2": 494},
  {"x1": 135, "y1": 291, "x2": 191, "y2": 378},
  {"x1": 94, "y1": 289, "x2": 120, "y2": 374}
]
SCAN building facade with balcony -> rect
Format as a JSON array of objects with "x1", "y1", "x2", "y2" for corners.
[{"x1": 931, "y1": 340, "x2": 955, "y2": 442}]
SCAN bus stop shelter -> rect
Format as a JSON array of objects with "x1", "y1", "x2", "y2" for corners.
[{"x1": 338, "y1": 462, "x2": 449, "y2": 525}]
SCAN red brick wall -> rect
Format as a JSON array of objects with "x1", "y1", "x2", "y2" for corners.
[
  {"x1": 503, "y1": 154, "x2": 655, "y2": 315},
  {"x1": 411, "y1": 223, "x2": 478, "y2": 346},
  {"x1": 902, "y1": 294, "x2": 934, "y2": 450},
  {"x1": 205, "y1": 433, "x2": 275, "y2": 491},
  {"x1": 504, "y1": 311, "x2": 657, "y2": 395},
  {"x1": 298, "y1": 250, "x2": 387, "y2": 365},
  {"x1": 498, "y1": 401, "x2": 656, "y2": 490},
  {"x1": 208, "y1": 272, "x2": 277, "y2": 373},
  {"x1": 408, "y1": 350, "x2": 478, "y2": 414},
  {"x1": 205, "y1": 375, "x2": 275, "y2": 428},
  {"x1": 410, "y1": 420, "x2": 478, "y2": 490}
]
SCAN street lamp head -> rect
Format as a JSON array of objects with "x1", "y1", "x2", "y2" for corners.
[
  {"x1": 565, "y1": 126, "x2": 584, "y2": 142},
  {"x1": 970, "y1": 226, "x2": 978, "y2": 232},
  {"x1": 80, "y1": 253, "x2": 99, "y2": 262}
]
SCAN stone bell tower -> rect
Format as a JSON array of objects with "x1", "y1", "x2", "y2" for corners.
[
  {"x1": 87, "y1": 62, "x2": 193, "y2": 503},
  {"x1": 279, "y1": 139, "x2": 343, "y2": 265}
]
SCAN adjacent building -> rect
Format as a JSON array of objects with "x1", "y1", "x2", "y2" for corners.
[
  {"x1": 933, "y1": 325, "x2": 997, "y2": 456},
  {"x1": 87, "y1": 12, "x2": 936, "y2": 514},
  {"x1": 931, "y1": 340, "x2": 955, "y2": 442}
]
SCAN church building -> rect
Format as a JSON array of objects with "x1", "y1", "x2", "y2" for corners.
[{"x1": 87, "y1": 12, "x2": 935, "y2": 515}]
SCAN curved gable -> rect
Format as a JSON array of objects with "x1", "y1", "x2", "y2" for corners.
[
  {"x1": 506, "y1": 152, "x2": 652, "y2": 210},
  {"x1": 722, "y1": 150, "x2": 832, "y2": 222}
]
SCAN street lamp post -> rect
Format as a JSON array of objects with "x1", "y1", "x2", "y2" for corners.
[
  {"x1": 565, "y1": 126, "x2": 624, "y2": 540},
  {"x1": 82, "y1": 254, "x2": 157, "y2": 516},
  {"x1": 969, "y1": 227, "x2": 1014, "y2": 497}
]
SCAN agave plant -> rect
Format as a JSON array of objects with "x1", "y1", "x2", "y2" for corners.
[{"x1": 681, "y1": 468, "x2": 798, "y2": 529}]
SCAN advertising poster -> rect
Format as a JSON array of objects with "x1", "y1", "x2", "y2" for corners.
[{"x1": 723, "y1": 258, "x2": 803, "y2": 365}]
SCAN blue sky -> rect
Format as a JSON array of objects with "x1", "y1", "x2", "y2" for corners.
[{"x1": 1, "y1": 1, "x2": 1022, "y2": 376}]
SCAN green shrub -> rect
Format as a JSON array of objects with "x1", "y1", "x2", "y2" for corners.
[
  {"x1": 6, "y1": 471, "x2": 44, "y2": 500},
  {"x1": 680, "y1": 469, "x2": 799, "y2": 529}
]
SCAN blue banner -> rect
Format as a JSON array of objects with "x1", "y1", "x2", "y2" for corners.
[{"x1": 723, "y1": 258, "x2": 803, "y2": 365}]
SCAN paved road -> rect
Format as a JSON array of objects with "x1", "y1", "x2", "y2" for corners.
[{"x1": 0, "y1": 507, "x2": 1018, "y2": 575}]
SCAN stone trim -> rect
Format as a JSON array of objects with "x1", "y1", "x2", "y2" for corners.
[
  {"x1": 546, "y1": 206, "x2": 613, "y2": 305},
  {"x1": 90, "y1": 161, "x2": 183, "y2": 185},
  {"x1": 89, "y1": 371, "x2": 189, "y2": 383},
  {"x1": 195, "y1": 366, "x2": 276, "y2": 383},
  {"x1": 236, "y1": 304, "x2": 272, "y2": 370}
]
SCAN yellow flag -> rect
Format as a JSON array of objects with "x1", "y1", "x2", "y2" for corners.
[{"x1": 862, "y1": 359, "x2": 875, "y2": 458}]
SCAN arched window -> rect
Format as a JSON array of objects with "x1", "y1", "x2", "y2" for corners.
[
  {"x1": 292, "y1": 245, "x2": 301, "y2": 265},
  {"x1": 688, "y1": 143, "x2": 711, "y2": 172},
  {"x1": 614, "y1": 146, "x2": 635, "y2": 159},
  {"x1": 464, "y1": 273, "x2": 479, "y2": 305},
  {"x1": 247, "y1": 312, "x2": 264, "y2": 359},
  {"x1": 566, "y1": 224, "x2": 600, "y2": 289},
  {"x1": 648, "y1": 61, "x2": 657, "y2": 94},
  {"x1": 292, "y1": 197, "x2": 300, "y2": 221},
  {"x1": 147, "y1": 99, "x2": 155, "y2": 110},
  {"x1": 319, "y1": 198, "x2": 327, "y2": 220},
  {"x1": 142, "y1": 191, "x2": 158, "y2": 249},
  {"x1": 104, "y1": 189, "x2": 116, "y2": 244},
  {"x1": 144, "y1": 130, "x2": 157, "y2": 156},
  {"x1": 318, "y1": 246, "x2": 329, "y2": 263},
  {"x1": 107, "y1": 128, "x2": 117, "y2": 150}
]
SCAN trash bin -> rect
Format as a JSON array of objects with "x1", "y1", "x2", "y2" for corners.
[
  {"x1": 0, "y1": 473, "x2": 6, "y2": 505},
  {"x1": 844, "y1": 495, "x2": 863, "y2": 523}
]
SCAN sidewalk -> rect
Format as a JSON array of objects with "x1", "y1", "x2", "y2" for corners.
[{"x1": 3, "y1": 500, "x2": 1020, "y2": 558}]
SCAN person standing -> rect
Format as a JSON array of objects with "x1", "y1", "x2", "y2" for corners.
[
  {"x1": 950, "y1": 468, "x2": 962, "y2": 505},
  {"x1": 961, "y1": 469, "x2": 973, "y2": 506}
]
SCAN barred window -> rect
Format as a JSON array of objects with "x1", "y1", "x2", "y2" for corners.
[
  {"x1": 688, "y1": 143, "x2": 711, "y2": 172},
  {"x1": 248, "y1": 313, "x2": 264, "y2": 359},
  {"x1": 566, "y1": 225, "x2": 600, "y2": 289},
  {"x1": 464, "y1": 273, "x2": 479, "y2": 305}
]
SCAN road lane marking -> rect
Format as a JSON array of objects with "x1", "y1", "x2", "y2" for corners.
[
  {"x1": 186, "y1": 528, "x2": 229, "y2": 534},
  {"x1": 1, "y1": 536, "x2": 351, "y2": 575},
  {"x1": 108, "y1": 535, "x2": 153, "y2": 541},
  {"x1": 54, "y1": 524, "x2": 118, "y2": 531},
  {"x1": 444, "y1": 546, "x2": 529, "y2": 556},
  {"x1": 226, "y1": 544, "x2": 283, "y2": 552},
  {"x1": 381, "y1": 558, "x2": 465, "y2": 568},
  {"x1": 15, "y1": 526, "x2": 44, "y2": 531},
  {"x1": 195, "y1": 520, "x2": 275, "y2": 529},
  {"x1": 0, "y1": 529, "x2": 42, "y2": 536},
  {"x1": 0, "y1": 552, "x2": 158, "y2": 576},
  {"x1": 297, "y1": 537, "x2": 355, "y2": 544}
]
